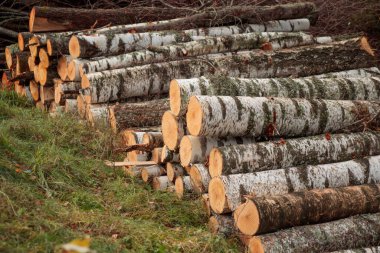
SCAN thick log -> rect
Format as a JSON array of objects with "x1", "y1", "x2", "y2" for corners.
[
  {"x1": 166, "y1": 163, "x2": 186, "y2": 182},
  {"x1": 209, "y1": 131, "x2": 380, "y2": 178},
  {"x1": 175, "y1": 176, "x2": 193, "y2": 199},
  {"x1": 235, "y1": 184, "x2": 380, "y2": 236},
  {"x1": 77, "y1": 32, "x2": 315, "y2": 74},
  {"x1": 70, "y1": 18, "x2": 310, "y2": 59},
  {"x1": 248, "y1": 213, "x2": 380, "y2": 253},
  {"x1": 162, "y1": 111, "x2": 186, "y2": 151},
  {"x1": 29, "y1": 6, "x2": 192, "y2": 32},
  {"x1": 208, "y1": 155, "x2": 380, "y2": 213},
  {"x1": 5, "y1": 44, "x2": 19, "y2": 69},
  {"x1": 141, "y1": 165, "x2": 165, "y2": 183},
  {"x1": 29, "y1": 80, "x2": 39, "y2": 101},
  {"x1": 160, "y1": 145, "x2": 180, "y2": 163},
  {"x1": 189, "y1": 164, "x2": 211, "y2": 194},
  {"x1": 329, "y1": 247, "x2": 380, "y2": 253},
  {"x1": 108, "y1": 98, "x2": 169, "y2": 133},
  {"x1": 152, "y1": 176, "x2": 174, "y2": 191},
  {"x1": 40, "y1": 86, "x2": 54, "y2": 104},
  {"x1": 142, "y1": 132, "x2": 163, "y2": 150},
  {"x1": 54, "y1": 79, "x2": 80, "y2": 105},
  {"x1": 171, "y1": 75, "x2": 380, "y2": 116},
  {"x1": 208, "y1": 214, "x2": 236, "y2": 236},
  {"x1": 187, "y1": 96, "x2": 380, "y2": 138},
  {"x1": 64, "y1": 99, "x2": 77, "y2": 114},
  {"x1": 81, "y1": 37, "x2": 375, "y2": 103},
  {"x1": 179, "y1": 135, "x2": 256, "y2": 167}
]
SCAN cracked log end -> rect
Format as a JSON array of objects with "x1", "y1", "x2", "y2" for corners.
[
  {"x1": 29, "y1": 37, "x2": 40, "y2": 57},
  {"x1": 175, "y1": 176, "x2": 185, "y2": 199},
  {"x1": 234, "y1": 200, "x2": 260, "y2": 236},
  {"x1": 248, "y1": 237, "x2": 264, "y2": 253},
  {"x1": 179, "y1": 135, "x2": 193, "y2": 167},
  {"x1": 189, "y1": 164, "x2": 204, "y2": 193},
  {"x1": 186, "y1": 96, "x2": 203, "y2": 136},
  {"x1": 209, "y1": 148, "x2": 223, "y2": 178},
  {"x1": 39, "y1": 48, "x2": 49, "y2": 68},
  {"x1": 209, "y1": 177, "x2": 229, "y2": 214},
  {"x1": 28, "y1": 56, "x2": 36, "y2": 71},
  {"x1": 57, "y1": 56, "x2": 68, "y2": 80},
  {"x1": 169, "y1": 79, "x2": 181, "y2": 116},
  {"x1": 5, "y1": 47, "x2": 12, "y2": 69},
  {"x1": 18, "y1": 33, "x2": 25, "y2": 51},
  {"x1": 361, "y1": 37, "x2": 375, "y2": 56},
  {"x1": 38, "y1": 65, "x2": 48, "y2": 85},
  {"x1": 162, "y1": 111, "x2": 179, "y2": 150},
  {"x1": 29, "y1": 80, "x2": 39, "y2": 102},
  {"x1": 208, "y1": 216, "x2": 220, "y2": 234},
  {"x1": 81, "y1": 74, "x2": 90, "y2": 89},
  {"x1": 67, "y1": 60, "x2": 77, "y2": 81},
  {"x1": 69, "y1": 36, "x2": 80, "y2": 58},
  {"x1": 108, "y1": 106, "x2": 117, "y2": 133}
]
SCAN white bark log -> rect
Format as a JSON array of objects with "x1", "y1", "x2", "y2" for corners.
[
  {"x1": 152, "y1": 176, "x2": 173, "y2": 191},
  {"x1": 64, "y1": 99, "x2": 77, "y2": 114},
  {"x1": 189, "y1": 164, "x2": 211, "y2": 194},
  {"x1": 329, "y1": 247, "x2": 380, "y2": 253},
  {"x1": 312, "y1": 67, "x2": 380, "y2": 78},
  {"x1": 209, "y1": 155, "x2": 380, "y2": 213},
  {"x1": 160, "y1": 145, "x2": 180, "y2": 163},
  {"x1": 141, "y1": 165, "x2": 165, "y2": 182}
]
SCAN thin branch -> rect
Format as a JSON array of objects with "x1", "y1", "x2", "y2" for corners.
[{"x1": 0, "y1": 26, "x2": 18, "y2": 38}]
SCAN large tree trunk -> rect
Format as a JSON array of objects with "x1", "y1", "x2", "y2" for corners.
[
  {"x1": 175, "y1": 176, "x2": 193, "y2": 199},
  {"x1": 179, "y1": 135, "x2": 256, "y2": 167},
  {"x1": 77, "y1": 32, "x2": 316, "y2": 73},
  {"x1": 81, "y1": 37, "x2": 375, "y2": 103},
  {"x1": 189, "y1": 164, "x2": 211, "y2": 194},
  {"x1": 108, "y1": 98, "x2": 169, "y2": 133},
  {"x1": 208, "y1": 214, "x2": 237, "y2": 236},
  {"x1": 248, "y1": 213, "x2": 380, "y2": 253},
  {"x1": 235, "y1": 184, "x2": 380, "y2": 236},
  {"x1": 209, "y1": 131, "x2": 380, "y2": 178},
  {"x1": 329, "y1": 247, "x2": 380, "y2": 253},
  {"x1": 29, "y1": 6, "x2": 193, "y2": 32},
  {"x1": 171, "y1": 75, "x2": 380, "y2": 116},
  {"x1": 162, "y1": 111, "x2": 187, "y2": 151},
  {"x1": 70, "y1": 18, "x2": 310, "y2": 58},
  {"x1": 187, "y1": 96, "x2": 380, "y2": 138},
  {"x1": 208, "y1": 155, "x2": 380, "y2": 213}
]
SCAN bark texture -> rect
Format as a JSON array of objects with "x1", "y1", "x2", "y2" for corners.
[
  {"x1": 141, "y1": 165, "x2": 165, "y2": 182},
  {"x1": 64, "y1": 99, "x2": 77, "y2": 113},
  {"x1": 208, "y1": 214, "x2": 237, "y2": 236},
  {"x1": 152, "y1": 176, "x2": 173, "y2": 191},
  {"x1": 82, "y1": 38, "x2": 375, "y2": 103},
  {"x1": 167, "y1": 163, "x2": 186, "y2": 182},
  {"x1": 329, "y1": 247, "x2": 380, "y2": 253},
  {"x1": 175, "y1": 176, "x2": 193, "y2": 199},
  {"x1": 208, "y1": 155, "x2": 380, "y2": 213},
  {"x1": 236, "y1": 184, "x2": 380, "y2": 235},
  {"x1": 210, "y1": 132, "x2": 380, "y2": 177},
  {"x1": 248, "y1": 213, "x2": 380, "y2": 253},
  {"x1": 161, "y1": 145, "x2": 180, "y2": 163},
  {"x1": 189, "y1": 164, "x2": 211, "y2": 194}
]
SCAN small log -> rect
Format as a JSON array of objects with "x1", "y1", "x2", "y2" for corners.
[
  {"x1": 108, "y1": 99, "x2": 169, "y2": 133},
  {"x1": 208, "y1": 155, "x2": 380, "y2": 213},
  {"x1": 152, "y1": 176, "x2": 173, "y2": 191},
  {"x1": 1, "y1": 71, "x2": 12, "y2": 90},
  {"x1": 38, "y1": 64, "x2": 58, "y2": 86},
  {"x1": 142, "y1": 132, "x2": 163, "y2": 149},
  {"x1": 208, "y1": 214, "x2": 236, "y2": 236},
  {"x1": 38, "y1": 48, "x2": 50, "y2": 68},
  {"x1": 162, "y1": 111, "x2": 186, "y2": 151},
  {"x1": 54, "y1": 79, "x2": 80, "y2": 105},
  {"x1": 189, "y1": 164, "x2": 211, "y2": 194},
  {"x1": 86, "y1": 104, "x2": 108, "y2": 128},
  {"x1": 160, "y1": 145, "x2": 180, "y2": 163},
  {"x1": 64, "y1": 99, "x2": 77, "y2": 113},
  {"x1": 18, "y1": 32, "x2": 33, "y2": 51},
  {"x1": 67, "y1": 58, "x2": 87, "y2": 81},
  {"x1": 202, "y1": 194, "x2": 211, "y2": 217},
  {"x1": 15, "y1": 52, "x2": 30, "y2": 74},
  {"x1": 179, "y1": 135, "x2": 255, "y2": 167},
  {"x1": 5, "y1": 44, "x2": 19, "y2": 69},
  {"x1": 166, "y1": 163, "x2": 186, "y2": 182},
  {"x1": 123, "y1": 165, "x2": 143, "y2": 178},
  {"x1": 46, "y1": 37, "x2": 70, "y2": 56},
  {"x1": 209, "y1": 131, "x2": 380, "y2": 178},
  {"x1": 248, "y1": 213, "x2": 380, "y2": 253},
  {"x1": 175, "y1": 176, "x2": 193, "y2": 199},
  {"x1": 235, "y1": 184, "x2": 380, "y2": 236},
  {"x1": 122, "y1": 131, "x2": 150, "y2": 162},
  {"x1": 57, "y1": 55, "x2": 71, "y2": 80},
  {"x1": 40, "y1": 86, "x2": 54, "y2": 104},
  {"x1": 104, "y1": 160, "x2": 156, "y2": 167},
  {"x1": 151, "y1": 148, "x2": 163, "y2": 164},
  {"x1": 141, "y1": 165, "x2": 165, "y2": 182},
  {"x1": 29, "y1": 80, "x2": 39, "y2": 101},
  {"x1": 76, "y1": 94, "x2": 87, "y2": 118}
]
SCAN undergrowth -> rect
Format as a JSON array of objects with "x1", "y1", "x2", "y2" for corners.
[{"x1": 0, "y1": 91, "x2": 240, "y2": 253}]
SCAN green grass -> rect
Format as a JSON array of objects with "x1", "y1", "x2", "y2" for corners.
[{"x1": 0, "y1": 91, "x2": 240, "y2": 253}]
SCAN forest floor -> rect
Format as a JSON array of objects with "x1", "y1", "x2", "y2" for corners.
[{"x1": 0, "y1": 91, "x2": 240, "y2": 252}]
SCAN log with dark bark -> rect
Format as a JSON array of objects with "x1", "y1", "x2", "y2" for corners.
[
  {"x1": 208, "y1": 155, "x2": 380, "y2": 213},
  {"x1": 70, "y1": 18, "x2": 310, "y2": 59},
  {"x1": 142, "y1": 132, "x2": 163, "y2": 150},
  {"x1": 189, "y1": 164, "x2": 211, "y2": 194},
  {"x1": 108, "y1": 98, "x2": 169, "y2": 133},
  {"x1": 208, "y1": 214, "x2": 237, "y2": 236},
  {"x1": 10, "y1": 71, "x2": 34, "y2": 82},
  {"x1": 80, "y1": 37, "x2": 375, "y2": 103},
  {"x1": 209, "y1": 132, "x2": 380, "y2": 178},
  {"x1": 187, "y1": 96, "x2": 380, "y2": 138},
  {"x1": 15, "y1": 52, "x2": 29, "y2": 75},
  {"x1": 18, "y1": 32, "x2": 33, "y2": 51},
  {"x1": 175, "y1": 176, "x2": 193, "y2": 199},
  {"x1": 248, "y1": 213, "x2": 380, "y2": 253},
  {"x1": 170, "y1": 75, "x2": 380, "y2": 116},
  {"x1": 29, "y1": 6, "x2": 193, "y2": 32},
  {"x1": 38, "y1": 64, "x2": 58, "y2": 86},
  {"x1": 234, "y1": 184, "x2": 380, "y2": 236}
]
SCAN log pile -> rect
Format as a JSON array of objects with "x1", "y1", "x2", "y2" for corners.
[{"x1": 2, "y1": 2, "x2": 380, "y2": 252}]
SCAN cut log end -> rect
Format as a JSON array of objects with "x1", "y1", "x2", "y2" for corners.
[
  {"x1": 38, "y1": 65, "x2": 48, "y2": 85},
  {"x1": 248, "y1": 237, "x2": 264, "y2": 253},
  {"x1": 5, "y1": 47, "x2": 12, "y2": 69},
  {"x1": 175, "y1": 176, "x2": 185, "y2": 199},
  {"x1": 67, "y1": 60, "x2": 77, "y2": 81},
  {"x1": 209, "y1": 177, "x2": 228, "y2": 214},
  {"x1": 29, "y1": 37, "x2": 40, "y2": 57},
  {"x1": 141, "y1": 168, "x2": 150, "y2": 182},
  {"x1": 166, "y1": 162, "x2": 181, "y2": 181},
  {"x1": 179, "y1": 135, "x2": 192, "y2": 167},
  {"x1": 18, "y1": 33, "x2": 25, "y2": 51},
  {"x1": 186, "y1": 96, "x2": 203, "y2": 136},
  {"x1": 81, "y1": 74, "x2": 90, "y2": 89},
  {"x1": 69, "y1": 36, "x2": 80, "y2": 58},
  {"x1": 169, "y1": 79, "x2": 181, "y2": 116},
  {"x1": 361, "y1": 37, "x2": 375, "y2": 56},
  {"x1": 57, "y1": 56, "x2": 68, "y2": 80},
  {"x1": 30, "y1": 80, "x2": 39, "y2": 101},
  {"x1": 46, "y1": 39, "x2": 53, "y2": 56},
  {"x1": 189, "y1": 165, "x2": 204, "y2": 193},
  {"x1": 39, "y1": 48, "x2": 49, "y2": 68},
  {"x1": 234, "y1": 200, "x2": 260, "y2": 236},
  {"x1": 28, "y1": 56, "x2": 36, "y2": 71},
  {"x1": 208, "y1": 216, "x2": 220, "y2": 234},
  {"x1": 29, "y1": 7, "x2": 36, "y2": 32},
  {"x1": 162, "y1": 111, "x2": 179, "y2": 150},
  {"x1": 209, "y1": 148, "x2": 223, "y2": 178},
  {"x1": 152, "y1": 176, "x2": 172, "y2": 191},
  {"x1": 202, "y1": 194, "x2": 211, "y2": 216}
]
